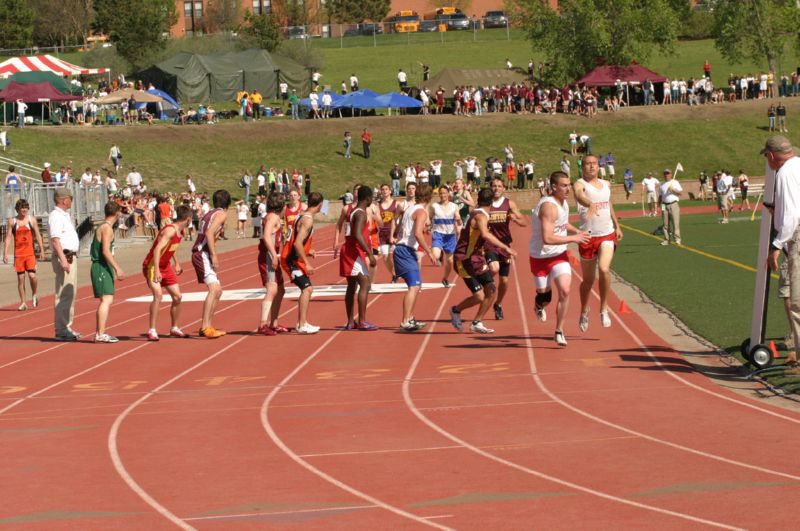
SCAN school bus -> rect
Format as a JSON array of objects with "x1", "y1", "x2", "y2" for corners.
[
  {"x1": 423, "y1": 6, "x2": 462, "y2": 20},
  {"x1": 387, "y1": 10, "x2": 420, "y2": 33}
]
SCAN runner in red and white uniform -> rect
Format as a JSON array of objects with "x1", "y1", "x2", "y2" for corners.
[
  {"x1": 142, "y1": 204, "x2": 193, "y2": 340},
  {"x1": 257, "y1": 192, "x2": 288, "y2": 336},
  {"x1": 377, "y1": 184, "x2": 398, "y2": 281},
  {"x1": 530, "y1": 172, "x2": 589, "y2": 347},
  {"x1": 573, "y1": 154, "x2": 624, "y2": 332},
  {"x1": 339, "y1": 185, "x2": 378, "y2": 330},
  {"x1": 3, "y1": 199, "x2": 45, "y2": 311},
  {"x1": 191, "y1": 189, "x2": 231, "y2": 338},
  {"x1": 282, "y1": 189, "x2": 306, "y2": 239}
]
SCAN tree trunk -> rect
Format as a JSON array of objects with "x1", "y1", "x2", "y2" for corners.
[{"x1": 768, "y1": 52, "x2": 776, "y2": 79}]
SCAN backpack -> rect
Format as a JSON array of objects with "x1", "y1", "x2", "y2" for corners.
[{"x1": 238, "y1": 176, "x2": 246, "y2": 188}]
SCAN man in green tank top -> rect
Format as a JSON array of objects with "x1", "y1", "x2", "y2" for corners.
[{"x1": 91, "y1": 201, "x2": 126, "y2": 343}]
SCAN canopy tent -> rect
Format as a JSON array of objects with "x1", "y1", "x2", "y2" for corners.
[
  {"x1": 0, "y1": 71, "x2": 83, "y2": 95},
  {"x1": 0, "y1": 81, "x2": 80, "y2": 102},
  {"x1": 331, "y1": 89, "x2": 382, "y2": 109},
  {"x1": 136, "y1": 49, "x2": 310, "y2": 104},
  {"x1": 298, "y1": 90, "x2": 344, "y2": 107},
  {"x1": 425, "y1": 68, "x2": 528, "y2": 94},
  {"x1": 576, "y1": 63, "x2": 667, "y2": 87},
  {"x1": 374, "y1": 92, "x2": 422, "y2": 108},
  {"x1": 136, "y1": 88, "x2": 179, "y2": 120},
  {"x1": 95, "y1": 87, "x2": 163, "y2": 104},
  {"x1": 0, "y1": 55, "x2": 108, "y2": 78}
]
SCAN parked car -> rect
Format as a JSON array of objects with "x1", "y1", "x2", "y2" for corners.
[
  {"x1": 286, "y1": 26, "x2": 308, "y2": 39},
  {"x1": 483, "y1": 10, "x2": 508, "y2": 29},
  {"x1": 359, "y1": 23, "x2": 383, "y2": 35},
  {"x1": 447, "y1": 13, "x2": 471, "y2": 30},
  {"x1": 418, "y1": 20, "x2": 439, "y2": 32},
  {"x1": 343, "y1": 27, "x2": 360, "y2": 37}
]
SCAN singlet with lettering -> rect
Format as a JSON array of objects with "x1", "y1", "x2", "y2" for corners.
[
  {"x1": 192, "y1": 208, "x2": 223, "y2": 254},
  {"x1": 379, "y1": 199, "x2": 397, "y2": 238},
  {"x1": 486, "y1": 197, "x2": 512, "y2": 256},
  {"x1": 143, "y1": 224, "x2": 182, "y2": 272},
  {"x1": 12, "y1": 217, "x2": 34, "y2": 257},
  {"x1": 576, "y1": 178, "x2": 614, "y2": 237},
  {"x1": 530, "y1": 196, "x2": 569, "y2": 259},
  {"x1": 396, "y1": 204, "x2": 422, "y2": 249},
  {"x1": 454, "y1": 208, "x2": 488, "y2": 261}
]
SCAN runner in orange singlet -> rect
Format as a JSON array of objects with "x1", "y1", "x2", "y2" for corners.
[{"x1": 3, "y1": 199, "x2": 45, "y2": 311}]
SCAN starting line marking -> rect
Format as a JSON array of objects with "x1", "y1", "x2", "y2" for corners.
[{"x1": 125, "y1": 283, "x2": 446, "y2": 303}]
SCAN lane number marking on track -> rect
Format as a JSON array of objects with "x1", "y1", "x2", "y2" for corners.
[{"x1": 438, "y1": 362, "x2": 510, "y2": 374}]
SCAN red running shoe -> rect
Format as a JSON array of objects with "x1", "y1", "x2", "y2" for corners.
[{"x1": 258, "y1": 325, "x2": 277, "y2": 336}]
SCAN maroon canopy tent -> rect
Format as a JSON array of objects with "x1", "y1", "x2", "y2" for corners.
[
  {"x1": 576, "y1": 62, "x2": 667, "y2": 87},
  {"x1": 0, "y1": 81, "x2": 81, "y2": 102}
]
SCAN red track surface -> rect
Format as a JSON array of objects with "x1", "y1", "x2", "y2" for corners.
[{"x1": 2, "y1": 223, "x2": 799, "y2": 530}]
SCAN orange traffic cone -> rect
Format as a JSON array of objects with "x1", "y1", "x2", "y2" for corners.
[
  {"x1": 769, "y1": 340, "x2": 780, "y2": 359},
  {"x1": 618, "y1": 300, "x2": 632, "y2": 314}
]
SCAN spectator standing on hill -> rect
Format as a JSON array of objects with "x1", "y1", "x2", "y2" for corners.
[
  {"x1": 343, "y1": 131, "x2": 352, "y2": 159},
  {"x1": 389, "y1": 163, "x2": 402, "y2": 196},
  {"x1": 361, "y1": 128, "x2": 372, "y2": 159},
  {"x1": 349, "y1": 73, "x2": 359, "y2": 92},
  {"x1": 16, "y1": 99, "x2": 27, "y2": 128},
  {"x1": 250, "y1": 90, "x2": 263, "y2": 120},
  {"x1": 704, "y1": 60, "x2": 711, "y2": 79},
  {"x1": 716, "y1": 170, "x2": 733, "y2": 223},
  {"x1": 642, "y1": 172, "x2": 660, "y2": 217},
  {"x1": 312, "y1": 70, "x2": 321, "y2": 89},
  {"x1": 126, "y1": 166, "x2": 142, "y2": 188},
  {"x1": 279, "y1": 81, "x2": 288, "y2": 101},
  {"x1": 738, "y1": 170, "x2": 751, "y2": 211},
  {"x1": 698, "y1": 171, "x2": 709, "y2": 200},
  {"x1": 768, "y1": 104, "x2": 777, "y2": 131},
  {"x1": 605, "y1": 153, "x2": 616, "y2": 182},
  {"x1": 397, "y1": 69, "x2": 408, "y2": 90},
  {"x1": 289, "y1": 90, "x2": 299, "y2": 120},
  {"x1": 659, "y1": 169, "x2": 682, "y2": 246},
  {"x1": 109, "y1": 143, "x2": 122, "y2": 172},
  {"x1": 41, "y1": 162, "x2": 52, "y2": 183},
  {"x1": 777, "y1": 101, "x2": 787, "y2": 132},
  {"x1": 623, "y1": 169, "x2": 634, "y2": 201},
  {"x1": 764, "y1": 136, "x2": 800, "y2": 369}
]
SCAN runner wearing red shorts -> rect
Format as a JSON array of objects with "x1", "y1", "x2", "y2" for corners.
[
  {"x1": 339, "y1": 185, "x2": 377, "y2": 330},
  {"x1": 3, "y1": 199, "x2": 45, "y2": 311},
  {"x1": 573, "y1": 154, "x2": 624, "y2": 332},
  {"x1": 257, "y1": 192, "x2": 287, "y2": 336},
  {"x1": 529, "y1": 172, "x2": 589, "y2": 346},
  {"x1": 142, "y1": 205, "x2": 193, "y2": 340}
]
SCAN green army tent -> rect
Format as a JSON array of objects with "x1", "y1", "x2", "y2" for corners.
[{"x1": 136, "y1": 49, "x2": 310, "y2": 104}]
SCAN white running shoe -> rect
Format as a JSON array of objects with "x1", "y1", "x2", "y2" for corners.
[
  {"x1": 600, "y1": 311, "x2": 611, "y2": 328},
  {"x1": 296, "y1": 323, "x2": 320, "y2": 334},
  {"x1": 32, "y1": 295, "x2": 39, "y2": 308},
  {"x1": 554, "y1": 330, "x2": 567, "y2": 346},
  {"x1": 18, "y1": 302, "x2": 27, "y2": 311},
  {"x1": 95, "y1": 334, "x2": 119, "y2": 343},
  {"x1": 470, "y1": 321, "x2": 494, "y2": 334},
  {"x1": 579, "y1": 313, "x2": 589, "y2": 333},
  {"x1": 535, "y1": 305, "x2": 547, "y2": 322}
]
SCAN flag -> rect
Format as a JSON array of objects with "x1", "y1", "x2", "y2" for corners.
[{"x1": 675, "y1": 162, "x2": 684, "y2": 173}]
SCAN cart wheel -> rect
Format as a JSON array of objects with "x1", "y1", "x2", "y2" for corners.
[
  {"x1": 749, "y1": 344, "x2": 774, "y2": 370},
  {"x1": 740, "y1": 339, "x2": 751, "y2": 360}
]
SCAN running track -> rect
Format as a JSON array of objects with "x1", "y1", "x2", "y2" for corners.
[{"x1": 1, "y1": 224, "x2": 798, "y2": 530}]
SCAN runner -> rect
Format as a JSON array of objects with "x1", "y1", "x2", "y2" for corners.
[
  {"x1": 3, "y1": 199, "x2": 44, "y2": 311},
  {"x1": 283, "y1": 189, "x2": 306, "y2": 238},
  {"x1": 191, "y1": 189, "x2": 231, "y2": 338},
  {"x1": 90, "y1": 201, "x2": 126, "y2": 343},
  {"x1": 573, "y1": 154, "x2": 624, "y2": 332},
  {"x1": 486, "y1": 177, "x2": 528, "y2": 320},
  {"x1": 257, "y1": 192, "x2": 288, "y2": 336},
  {"x1": 282, "y1": 191, "x2": 324, "y2": 334},
  {"x1": 451, "y1": 177, "x2": 474, "y2": 226},
  {"x1": 429, "y1": 185, "x2": 461, "y2": 287},
  {"x1": 340, "y1": 185, "x2": 378, "y2": 330},
  {"x1": 365, "y1": 191, "x2": 382, "y2": 282},
  {"x1": 333, "y1": 184, "x2": 360, "y2": 257},
  {"x1": 449, "y1": 188, "x2": 517, "y2": 334},
  {"x1": 530, "y1": 172, "x2": 589, "y2": 346},
  {"x1": 393, "y1": 184, "x2": 437, "y2": 331},
  {"x1": 377, "y1": 183, "x2": 398, "y2": 282},
  {"x1": 142, "y1": 205, "x2": 192, "y2": 341}
]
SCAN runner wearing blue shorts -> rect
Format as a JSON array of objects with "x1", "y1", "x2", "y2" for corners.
[{"x1": 429, "y1": 186, "x2": 461, "y2": 287}]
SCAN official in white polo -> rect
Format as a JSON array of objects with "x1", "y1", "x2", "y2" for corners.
[
  {"x1": 49, "y1": 187, "x2": 81, "y2": 341},
  {"x1": 659, "y1": 169, "x2": 682, "y2": 245}
]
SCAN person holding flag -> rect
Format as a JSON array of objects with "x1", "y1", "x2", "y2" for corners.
[{"x1": 659, "y1": 168, "x2": 683, "y2": 246}]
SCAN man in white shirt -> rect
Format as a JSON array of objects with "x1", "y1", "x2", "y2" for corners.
[
  {"x1": 764, "y1": 136, "x2": 800, "y2": 364},
  {"x1": 126, "y1": 166, "x2": 142, "y2": 188},
  {"x1": 187, "y1": 175, "x2": 196, "y2": 194},
  {"x1": 257, "y1": 172, "x2": 266, "y2": 195},
  {"x1": 16, "y1": 99, "x2": 27, "y2": 128},
  {"x1": 642, "y1": 172, "x2": 660, "y2": 217},
  {"x1": 48, "y1": 188, "x2": 81, "y2": 341},
  {"x1": 279, "y1": 81, "x2": 288, "y2": 101},
  {"x1": 397, "y1": 69, "x2": 407, "y2": 90},
  {"x1": 311, "y1": 70, "x2": 321, "y2": 88},
  {"x1": 716, "y1": 171, "x2": 733, "y2": 223},
  {"x1": 658, "y1": 169, "x2": 683, "y2": 245},
  {"x1": 559, "y1": 156, "x2": 571, "y2": 179},
  {"x1": 80, "y1": 167, "x2": 93, "y2": 187},
  {"x1": 349, "y1": 73, "x2": 359, "y2": 92}
]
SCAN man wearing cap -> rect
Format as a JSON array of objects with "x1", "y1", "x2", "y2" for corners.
[
  {"x1": 49, "y1": 188, "x2": 81, "y2": 341},
  {"x1": 764, "y1": 135, "x2": 800, "y2": 367},
  {"x1": 642, "y1": 172, "x2": 660, "y2": 217},
  {"x1": 659, "y1": 169, "x2": 682, "y2": 245},
  {"x1": 41, "y1": 163, "x2": 52, "y2": 184}
]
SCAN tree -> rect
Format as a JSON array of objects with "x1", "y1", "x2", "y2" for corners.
[
  {"x1": 508, "y1": 0, "x2": 680, "y2": 86},
  {"x1": 205, "y1": 0, "x2": 243, "y2": 33},
  {"x1": 326, "y1": 0, "x2": 390, "y2": 23},
  {"x1": 240, "y1": 11, "x2": 282, "y2": 52},
  {"x1": 0, "y1": 0, "x2": 35, "y2": 49},
  {"x1": 31, "y1": 0, "x2": 93, "y2": 48},
  {"x1": 94, "y1": 0, "x2": 177, "y2": 71},
  {"x1": 711, "y1": 0, "x2": 800, "y2": 76}
]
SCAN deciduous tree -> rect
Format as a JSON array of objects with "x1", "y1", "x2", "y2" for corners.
[
  {"x1": 326, "y1": 0, "x2": 390, "y2": 23},
  {"x1": 240, "y1": 11, "x2": 282, "y2": 52},
  {"x1": 0, "y1": 0, "x2": 35, "y2": 49},
  {"x1": 94, "y1": 0, "x2": 177, "y2": 70}
]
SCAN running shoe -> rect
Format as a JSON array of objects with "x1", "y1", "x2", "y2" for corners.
[
  {"x1": 660, "y1": 240, "x2": 670, "y2": 246},
  {"x1": 95, "y1": 334, "x2": 119, "y2": 343},
  {"x1": 357, "y1": 321, "x2": 379, "y2": 331},
  {"x1": 554, "y1": 330, "x2": 567, "y2": 346},
  {"x1": 442, "y1": 279, "x2": 450, "y2": 288},
  {"x1": 271, "y1": 325, "x2": 290, "y2": 333},
  {"x1": 200, "y1": 327, "x2": 226, "y2": 338},
  {"x1": 579, "y1": 313, "x2": 590, "y2": 333},
  {"x1": 391, "y1": 275, "x2": 398, "y2": 283},
  {"x1": 600, "y1": 311, "x2": 612, "y2": 328},
  {"x1": 535, "y1": 304, "x2": 547, "y2": 322},
  {"x1": 675, "y1": 239, "x2": 682, "y2": 245},
  {"x1": 18, "y1": 302, "x2": 27, "y2": 311},
  {"x1": 401, "y1": 319, "x2": 426, "y2": 331},
  {"x1": 258, "y1": 324, "x2": 277, "y2": 336},
  {"x1": 296, "y1": 323, "x2": 320, "y2": 334},
  {"x1": 470, "y1": 321, "x2": 494, "y2": 334},
  {"x1": 169, "y1": 328, "x2": 188, "y2": 338},
  {"x1": 494, "y1": 304, "x2": 504, "y2": 320},
  {"x1": 449, "y1": 306, "x2": 463, "y2": 331},
  {"x1": 147, "y1": 330, "x2": 160, "y2": 341},
  {"x1": 343, "y1": 323, "x2": 357, "y2": 330},
  {"x1": 32, "y1": 295, "x2": 39, "y2": 308}
]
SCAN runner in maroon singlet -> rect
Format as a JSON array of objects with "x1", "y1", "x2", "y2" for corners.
[{"x1": 378, "y1": 184, "x2": 398, "y2": 281}]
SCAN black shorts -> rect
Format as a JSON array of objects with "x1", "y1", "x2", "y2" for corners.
[
  {"x1": 291, "y1": 274, "x2": 312, "y2": 290},
  {"x1": 463, "y1": 271, "x2": 494, "y2": 293},
  {"x1": 485, "y1": 251, "x2": 511, "y2": 277}
]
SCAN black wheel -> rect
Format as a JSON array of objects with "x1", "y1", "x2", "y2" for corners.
[
  {"x1": 740, "y1": 338, "x2": 751, "y2": 360},
  {"x1": 750, "y1": 344, "x2": 774, "y2": 369}
]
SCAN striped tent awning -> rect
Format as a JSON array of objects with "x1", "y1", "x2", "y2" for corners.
[{"x1": 0, "y1": 55, "x2": 108, "y2": 78}]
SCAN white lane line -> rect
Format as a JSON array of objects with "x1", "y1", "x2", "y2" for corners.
[
  {"x1": 259, "y1": 293, "x2": 453, "y2": 531},
  {"x1": 399, "y1": 270, "x2": 743, "y2": 530}
]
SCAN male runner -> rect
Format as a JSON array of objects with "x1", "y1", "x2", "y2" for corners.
[
  {"x1": 377, "y1": 183, "x2": 398, "y2": 282},
  {"x1": 573, "y1": 154, "x2": 624, "y2": 331},
  {"x1": 340, "y1": 185, "x2": 378, "y2": 330},
  {"x1": 143, "y1": 204, "x2": 192, "y2": 340},
  {"x1": 486, "y1": 177, "x2": 528, "y2": 320},
  {"x1": 258, "y1": 192, "x2": 288, "y2": 336},
  {"x1": 530, "y1": 172, "x2": 590, "y2": 346},
  {"x1": 429, "y1": 185, "x2": 460, "y2": 287},
  {"x1": 283, "y1": 189, "x2": 306, "y2": 238},
  {"x1": 393, "y1": 184, "x2": 437, "y2": 331},
  {"x1": 282, "y1": 192, "x2": 324, "y2": 334},
  {"x1": 449, "y1": 188, "x2": 517, "y2": 334},
  {"x1": 3, "y1": 199, "x2": 45, "y2": 311},
  {"x1": 191, "y1": 189, "x2": 231, "y2": 338},
  {"x1": 90, "y1": 201, "x2": 126, "y2": 343}
]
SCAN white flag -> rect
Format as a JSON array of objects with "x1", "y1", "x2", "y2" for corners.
[{"x1": 675, "y1": 162, "x2": 684, "y2": 173}]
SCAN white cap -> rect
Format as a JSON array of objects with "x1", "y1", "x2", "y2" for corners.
[{"x1": 44, "y1": 162, "x2": 51, "y2": 168}]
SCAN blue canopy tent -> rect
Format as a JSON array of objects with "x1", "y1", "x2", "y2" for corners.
[
  {"x1": 298, "y1": 90, "x2": 344, "y2": 108},
  {"x1": 374, "y1": 92, "x2": 422, "y2": 115},
  {"x1": 136, "y1": 88, "x2": 179, "y2": 120}
]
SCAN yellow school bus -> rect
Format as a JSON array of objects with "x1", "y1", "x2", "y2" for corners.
[
  {"x1": 423, "y1": 6, "x2": 462, "y2": 19},
  {"x1": 389, "y1": 10, "x2": 420, "y2": 33}
]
